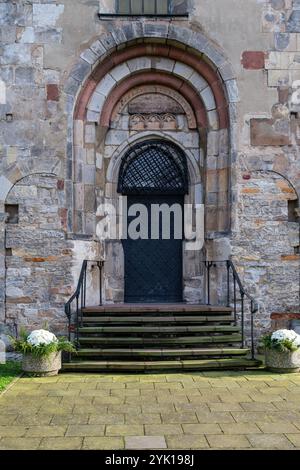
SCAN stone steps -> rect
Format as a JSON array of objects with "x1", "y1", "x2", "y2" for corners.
[
  {"x1": 78, "y1": 334, "x2": 242, "y2": 345},
  {"x1": 64, "y1": 304, "x2": 260, "y2": 372},
  {"x1": 62, "y1": 358, "x2": 261, "y2": 372},
  {"x1": 78, "y1": 325, "x2": 240, "y2": 334},
  {"x1": 82, "y1": 304, "x2": 232, "y2": 313},
  {"x1": 75, "y1": 347, "x2": 250, "y2": 358},
  {"x1": 81, "y1": 315, "x2": 234, "y2": 324}
]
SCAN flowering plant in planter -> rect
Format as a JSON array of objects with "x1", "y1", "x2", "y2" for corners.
[
  {"x1": 262, "y1": 329, "x2": 300, "y2": 373},
  {"x1": 10, "y1": 328, "x2": 75, "y2": 376}
]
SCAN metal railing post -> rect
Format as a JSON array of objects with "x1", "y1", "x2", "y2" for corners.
[
  {"x1": 241, "y1": 292, "x2": 245, "y2": 349},
  {"x1": 226, "y1": 261, "x2": 230, "y2": 307},
  {"x1": 251, "y1": 300, "x2": 255, "y2": 360}
]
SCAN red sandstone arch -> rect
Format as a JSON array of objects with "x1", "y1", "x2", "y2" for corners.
[
  {"x1": 99, "y1": 71, "x2": 208, "y2": 129},
  {"x1": 75, "y1": 43, "x2": 228, "y2": 129}
]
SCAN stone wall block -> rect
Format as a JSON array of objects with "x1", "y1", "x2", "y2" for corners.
[
  {"x1": 0, "y1": 44, "x2": 31, "y2": 65},
  {"x1": 86, "y1": 110, "x2": 100, "y2": 122},
  {"x1": 110, "y1": 27, "x2": 128, "y2": 46},
  {"x1": 0, "y1": 176, "x2": 12, "y2": 202},
  {"x1": 110, "y1": 63, "x2": 131, "y2": 82},
  {"x1": 96, "y1": 74, "x2": 116, "y2": 97},
  {"x1": 207, "y1": 131, "x2": 220, "y2": 156},
  {"x1": 32, "y1": 4, "x2": 64, "y2": 28},
  {"x1": 168, "y1": 24, "x2": 192, "y2": 45},
  {"x1": 200, "y1": 86, "x2": 216, "y2": 111},
  {"x1": 151, "y1": 57, "x2": 175, "y2": 72},
  {"x1": 287, "y1": 10, "x2": 300, "y2": 32},
  {"x1": 85, "y1": 123, "x2": 96, "y2": 144},
  {"x1": 90, "y1": 39, "x2": 107, "y2": 58},
  {"x1": 127, "y1": 57, "x2": 151, "y2": 73},
  {"x1": 80, "y1": 48, "x2": 98, "y2": 66},
  {"x1": 100, "y1": 33, "x2": 117, "y2": 52},
  {"x1": 218, "y1": 61, "x2": 236, "y2": 81},
  {"x1": 88, "y1": 91, "x2": 105, "y2": 113},
  {"x1": 189, "y1": 72, "x2": 208, "y2": 92},
  {"x1": 187, "y1": 32, "x2": 208, "y2": 53},
  {"x1": 64, "y1": 76, "x2": 80, "y2": 97},
  {"x1": 70, "y1": 58, "x2": 91, "y2": 83},
  {"x1": 143, "y1": 22, "x2": 169, "y2": 38},
  {"x1": 225, "y1": 79, "x2": 240, "y2": 103},
  {"x1": 202, "y1": 42, "x2": 227, "y2": 68}
]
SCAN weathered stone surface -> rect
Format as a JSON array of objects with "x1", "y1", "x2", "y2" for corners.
[{"x1": 250, "y1": 118, "x2": 291, "y2": 146}]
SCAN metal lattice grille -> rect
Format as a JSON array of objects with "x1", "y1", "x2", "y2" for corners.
[{"x1": 118, "y1": 140, "x2": 188, "y2": 194}]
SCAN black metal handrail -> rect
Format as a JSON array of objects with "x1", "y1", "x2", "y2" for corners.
[
  {"x1": 64, "y1": 259, "x2": 104, "y2": 356},
  {"x1": 203, "y1": 260, "x2": 258, "y2": 359}
]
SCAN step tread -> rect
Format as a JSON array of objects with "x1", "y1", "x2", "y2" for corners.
[
  {"x1": 78, "y1": 334, "x2": 242, "y2": 344},
  {"x1": 78, "y1": 325, "x2": 239, "y2": 334},
  {"x1": 82, "y1": 305, "x2": 232, "y2": 313},
  {"x1": 62, "y1": 358, "x2": 261, "y2": 371},
  {"x1": 76, "y1": 347, "x2": 250, "y2": 357},
  {"x1": 81, "y1": 316, "x2": 234, "y2": 323}
]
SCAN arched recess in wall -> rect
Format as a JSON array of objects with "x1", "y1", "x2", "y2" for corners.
[
  {"x1": 1, "y1": 172, "x2": 72, "y2": 329},
  {"x1": 64, "y1": 23, "x2": 238, "y2": 239}
]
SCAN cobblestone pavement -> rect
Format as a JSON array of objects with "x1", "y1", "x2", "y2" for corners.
[{"x1": 0, "y1": 371, "x2": 300, "y2": 450}]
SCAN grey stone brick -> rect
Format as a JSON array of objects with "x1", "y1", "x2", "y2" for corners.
[
  {"x1": 143, "y1": 22, "x2": 169, "y2": 38},
  {"x1": 80, "y1": 49, "x2": 98, "y2": 66},
  {"x1": 100, "y1": 33, "x2": 117, "y2": 52},
  {"x1": 70, "y1": 59, "x2": 91, "y2": 83},
  {"x1": 90, "y1": 40, "x2": 107, "y2": 58},
  {"x1": 15, "y1": 67, "x2": 34, "y2": 85},
  {"x1": 287, "y1": 10, "x2": 300, "y2": 32}
]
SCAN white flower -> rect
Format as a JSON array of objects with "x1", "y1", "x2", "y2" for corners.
[
  {"x1": 27, "y1": 329, "x2": 57, "y2": 347},
  {"x1": 271, "y1": 329, "x2": 300, "y2": 347}
]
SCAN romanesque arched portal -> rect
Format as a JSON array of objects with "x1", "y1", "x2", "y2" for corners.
[{"x1": 65, "y1": 23, "x2": 236, "y2": 303}]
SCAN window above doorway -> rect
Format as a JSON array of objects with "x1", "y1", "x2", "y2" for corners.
[{"x1": 99, "y1": 0, "x2": 189, "y2": 17}]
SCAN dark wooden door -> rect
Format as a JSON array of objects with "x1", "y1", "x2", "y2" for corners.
[{"x1": 122, "y1": 195, "x2": 183, "y2": 303}]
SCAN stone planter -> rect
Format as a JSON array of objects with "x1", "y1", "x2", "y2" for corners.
[
  {"x1": 265, "y1": 348, "x2": 300, "y2": 373},
  {"x1": 22, "y1": 351, "x2": 62, "y2": 376}
]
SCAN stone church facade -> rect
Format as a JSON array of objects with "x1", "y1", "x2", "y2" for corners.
[{"x1": 0, "y1": 0, "x2": 299, "y2": 345}]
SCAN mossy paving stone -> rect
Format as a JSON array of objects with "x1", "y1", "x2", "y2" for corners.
[
  {"x1": 247, "y1": 433, "x2": 295, "y2": 449},
  {"x1": 220, "y1": 423, "x2": 261, "y2": 434},
  {"x1": 0, "y1": 438, "x2": 42, "y2": 450},
  {"x1": 145, "y1": 424, "x2": 183, "y2": 435},
  {"x1": 160, "y1": 412, "x2": 198, "y2": 424},
  {"x1": 39, "y1": 437, "x2": 83, "y2": 450},
  {"x1": 196, "y1": 411, "x2": 235, "y2": 424},
  {"x1": 182, "y1": 423, "x2": 222, "y2": 435},
  {"x1": 256, "y1": 421, "x2": 300, "y2": 433},
  {"x1": 166, "y1": 434, "x2": 209, "y2": 449},
  {"x1": 125, "y1": 413, "x2": 162, "y2": 424},
  {"x1": 83, "y1": 437, "x2": 124, "y2": 450},
  {"x1": 106, "y1": 425, "x2": 144, "y2": 436},
  {"x1": 51, "y1": 414, "x2": 90, "y2": 425},
  {"x1": 89, "y1": 414, "x2": 125, "y2": 425},
  {"x1": 66, "y1": 424, "x2": 105, "y2": 437},
  {"x1": 15, "y1": 414, "x2": 53, "y2": 426},
  {"x1": 206, "y1": 434, "x2": 251, "y2": 449},
  {"x1": 0, "y1": 425, "x2": 27, "y2": 437},
  {"x1": 25, "y1": 425, "x2": 67, "y2": 437}
]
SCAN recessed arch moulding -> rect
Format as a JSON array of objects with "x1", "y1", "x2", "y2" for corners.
[{"x1": 66, "y1": 23, "x2": 238, "y2": 304}]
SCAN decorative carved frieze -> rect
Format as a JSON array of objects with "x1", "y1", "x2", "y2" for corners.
[{"x1": 130, "y1": 113, "x2": 178, "y2": 130}]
